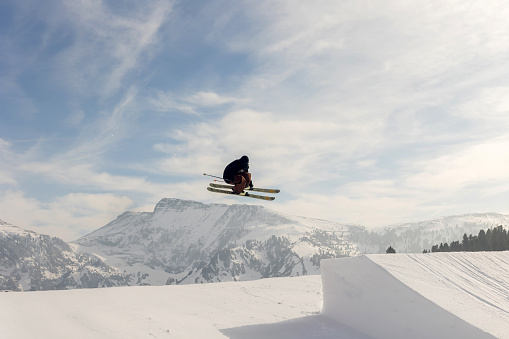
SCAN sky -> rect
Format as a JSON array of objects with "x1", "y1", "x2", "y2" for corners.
[{"x1": 1, "y1": 0, "x2": 509, "y2": 241}]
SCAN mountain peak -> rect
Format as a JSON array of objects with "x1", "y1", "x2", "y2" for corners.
[
  {"x1": 0, "y1": 220, "x2": 36, "y2": 237},
  {"x1": 0, "y1": 222, "x2": 130, "y2": 291},
  {"x1": 72, "y1": 197, "x2": 358, "y2": 285},
  {"x1": 154, "y1": 197, "x2": 230, "y2": 213}
]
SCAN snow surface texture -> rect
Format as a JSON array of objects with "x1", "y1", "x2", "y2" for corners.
[
  {"x1": 1, "y1": 252, "x2": 507, "y2": 338},
  {"x1": 322, "y1": 253, "x2": 506, "y2": 339}
]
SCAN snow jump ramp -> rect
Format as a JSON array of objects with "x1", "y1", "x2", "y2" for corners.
[{"x1": 321, "y1": 253, "x2": 509, "y2": 339}]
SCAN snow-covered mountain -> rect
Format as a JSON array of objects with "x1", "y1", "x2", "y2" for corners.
[
  {"x1": 73, "y1": 199, "x2": 509, "y2": 286},
  {"x1": 0, "y1": 219, "x2": 129, "y2": 291},
  {"x1": 1, "y1": 198, "x2": 508, "y2": 291},
  {"x1": 73, "y1": 198, "x2": 362, "y2": 286}
]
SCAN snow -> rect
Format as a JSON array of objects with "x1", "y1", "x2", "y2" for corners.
[
  {"x1": 0, "y1": 276, "x2": 323, "y2": 339},
  {"x1": 0, "y1": 221, "x2": 35, "y2": 237},
  {"x1": 1, "y1": 252, "x2": 508, "y2": 338},
  {"x1": 368, "y1": 252, "x2": 509, "y2": 338}
]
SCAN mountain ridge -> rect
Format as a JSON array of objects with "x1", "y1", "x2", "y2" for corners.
[
  {"x1": 1, "y1": 198, "x2": 508, "y2": 291},
  {"x1": 73, "y1": 198, "x2": 361, "y2": 285},
  {"x1": 0, "y1": 220, "x2": 129, "y2": 291}
]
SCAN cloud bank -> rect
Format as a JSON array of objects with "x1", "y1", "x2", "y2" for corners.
[{"x1": 1, "y1": 0, "x2": 508, "y2": 240}]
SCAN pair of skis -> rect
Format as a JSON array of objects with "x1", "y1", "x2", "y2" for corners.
[{"x1": 207, "y1": 183, "x2": 280, "y2": 201}]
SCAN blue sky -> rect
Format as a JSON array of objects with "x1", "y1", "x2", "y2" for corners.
[{"x1": 1, "y1": 0, "x2": 508, "y2": 240}]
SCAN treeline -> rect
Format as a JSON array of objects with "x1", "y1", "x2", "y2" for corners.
[{"x1": 424, "y1": 225, "x2": 509, "y2": 253}]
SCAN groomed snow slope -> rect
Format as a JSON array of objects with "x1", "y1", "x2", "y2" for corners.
[
  {"x1": 0, "y1": 276, "x2": 325, "y2": 339},
  {"x1": 322, "y1": 252, "x2": 508, "y2": 339},
  {"x1": 1, "y1": 252, "x2": 508, "y2": 338}
]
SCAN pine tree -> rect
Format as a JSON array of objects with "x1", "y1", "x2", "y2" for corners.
[
  {"x1": 486, "y1": 228, "x2": 493, "y2": 250},
  {"x1": 469, "y1": 234, "x2": 477, "y2": 251},
  {"x1": 428, "y1": 226, "x2": 508, "y2": 253},
  {"x1": 500, "y1": 226, "x2": 509, "y2": 251},
  {"x1": 462, "y1": 234, "x2": 470, "y2": 251},
  {"x1": 478, "y1": 230, "x2": 488, "y2": 251},
  {"x1": 492, "y1": 226, "x2": 503, "y2": 251},
  {"x1": 386, "y1": 246, "x2": 396, "y2": 254},
  {"x1": 450, "y1": 240, "x2": 462, "y2": 251}
]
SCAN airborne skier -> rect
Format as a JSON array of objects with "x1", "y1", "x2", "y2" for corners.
[
  {"x1": 222, "y1": 155, "x2": 253, "y2": 194},
  {"x1": 204, "y1": 155, "x2": 279, "y2": 200}
]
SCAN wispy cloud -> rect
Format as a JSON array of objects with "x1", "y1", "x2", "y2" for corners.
[
  {"x1": 203, "y1": 1, "x2": 509, "y2": 126},
  {"x1": 405, "y1": 137, "x2": 509, "y2": 194},
  {"x1": 453, "y1": 87, "x2": 509, "y2": 122},
  {"x1": 149, "y1": 108, "x2": 380, "y2": 190},
  {"x1": 0, "y1": 76, "x2": 38, "y2": 119},
  {"x1": 0, "y1": 139, "x2": 17, "y2": 185},
  {"x1": 146, "y1": 90, "x2": 199, "y2": 115},
  {"x1": 47, "y1": 0, "x2": 173, "y2": 95},
  {"x1": 0, "y1": 190, "x2": 134, "y2": 241},
  {"x1": 1, "y1": 0, "x2": 509, "y2": 239},
  {"x1": 141, "y1": 0, "x2": 509, "y2": 225},
  {"x1": 184, "y1": 91, "x2": 248, "y2": 107},
  {"x1": 146, "y1": 90, "x2": 247, "y2": 115}
]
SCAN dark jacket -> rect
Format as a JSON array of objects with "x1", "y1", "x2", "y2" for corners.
[{"x1": 223, "y1": 156, "x2": 249, "y2": 183}]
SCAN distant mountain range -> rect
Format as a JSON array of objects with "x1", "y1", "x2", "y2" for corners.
[
  {"x1": 0, "y1": 220, "x2": 129, "y2": 291},
  {"x1": 1, "y1": 198, "x2": 508, "y2": 291}
]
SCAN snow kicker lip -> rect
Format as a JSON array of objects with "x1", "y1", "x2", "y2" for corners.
[
  {"x1": 321, "y1": 255, "x2": 499, "y2": 339},
  {"x1": 207, "y1": 187, "x2": 275, "y2": 201}
]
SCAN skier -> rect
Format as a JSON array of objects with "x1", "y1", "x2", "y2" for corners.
[{"x1": 223, "y1": 155, "x2": 253, "y2": 194}]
